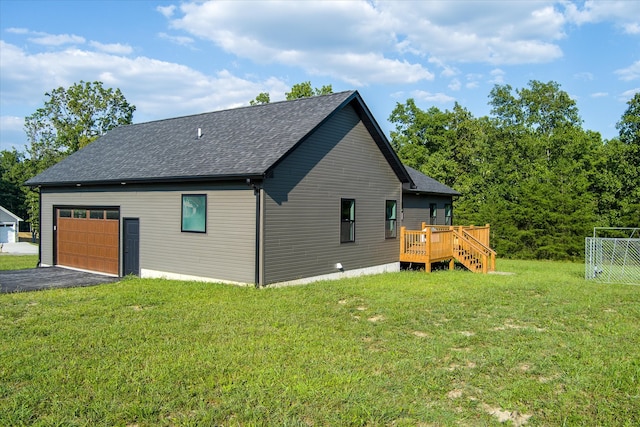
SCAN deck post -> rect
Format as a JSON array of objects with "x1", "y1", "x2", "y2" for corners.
[
  {"x1": 425, "y1": 226, "x2": 431, "y2": 273},
  {"x1": 400, "y1": 226, "x2": 406, "y2": 260}
]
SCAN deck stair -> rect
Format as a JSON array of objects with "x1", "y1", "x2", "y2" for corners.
[{"x1": 400, "y1": 224, "x2": 496, "y2": 273}]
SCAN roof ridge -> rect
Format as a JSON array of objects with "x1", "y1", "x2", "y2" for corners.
[{"x1": 124, "y1": 90, "x2": 357, "y2": 128}]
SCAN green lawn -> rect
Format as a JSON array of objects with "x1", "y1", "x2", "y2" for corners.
[
  {"x1": 1, "y1": 259, "x2": 638, "y2": 426},
  {"x1": 0, "y1": 254, "x2": 38, "y2": 271}
]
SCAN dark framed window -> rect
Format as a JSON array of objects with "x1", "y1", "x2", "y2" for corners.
[
  {"x1": 340, "y1": 199, "x2": 355, "y2": 243},
  {"x1": 89, "y1": 210, "x2": 104, "y2": 220},
  {"x1": 182, "y1": 194, "x2": 207, "y2": 233},
  {"x1": 58, "y1": 209, "x2": 72, "y2": 218},
  {"x1": 105, "y1": 210, "x2": 119, "y2": 220},
  {"x1": 73, "y1": 209, "x2": 87, "y2": 219},
  {"x1": 385, "y1": 200, "x2": 397, "y2": 239},
  {"x1": 430, "y1": 203, "x2": 437, "y2": 225},
  {"x1": 445, "y1": 204, "x2": 452, "y2": 225}
]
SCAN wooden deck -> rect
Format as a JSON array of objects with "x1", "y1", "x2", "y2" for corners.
[{"x1": 400, "y1": 223, "x2": 496, "y2": 273}]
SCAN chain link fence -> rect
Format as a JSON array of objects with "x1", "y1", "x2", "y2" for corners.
[{"x1": 585, "y1": 228, "x2": 640, "y2": 285}]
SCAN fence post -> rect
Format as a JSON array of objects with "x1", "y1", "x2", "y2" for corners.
[{"x1": 486, "y1": 224, "x2": 491, "y2": 247}]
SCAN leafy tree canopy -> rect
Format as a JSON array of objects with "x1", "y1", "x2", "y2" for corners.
[
  {"x1": 389, "y1": 80, "x2": 619, "y2": 260},
  {"x1": 249, "y1": 92, "x2": 270, "y2": 105},
  {"x1": 617, "y1": 92, "x2": 640, "y2": 150},
  {"x1": 6, "y1": 80, "x2": 135, "y2": 232},
  {"x1": 286, "y1": 81, "x2": 333, "y2": 100},
  {"x1": 24, "y1": 80, "x2": 136, "y2": 168},
  {"x1": 489, "y1": 80, "x2": 581, "y2": 135},
  {"x1": 249, "y1": 82, "x2": 333, "y2": 105}
]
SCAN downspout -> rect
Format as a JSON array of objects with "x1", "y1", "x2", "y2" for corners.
[
  {"x1": 37, "y1": 187, "x2": 42, "y2": 267},
  {"x1": 249, "y1": 179, "x2": 264, "y2": 288},
  {"x1": 254, "y1": 184, "x2": 261, "y2": 287},
  {"x1": 259, "y1": 186, "x2": 265, "y2": 286}
]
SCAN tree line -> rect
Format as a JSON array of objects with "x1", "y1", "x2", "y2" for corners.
[
  {"x1": 1, "y1": 80, "x2": 637, "y2": 260},
  {"x1": 390, "y1": 81, "x2": 639, "y2": 260}
]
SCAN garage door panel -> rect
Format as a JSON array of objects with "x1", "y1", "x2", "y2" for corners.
[{"x1": 56, "y1": 208, "x2": 119, "y2": 275}]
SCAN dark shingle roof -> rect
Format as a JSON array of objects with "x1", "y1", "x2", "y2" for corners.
[
  {"x1": 404, "y1": 165, "x2": 461, "y2": 196},
  {"x1": 27, "y1": 91, "x2": 409, "y2": 186}
]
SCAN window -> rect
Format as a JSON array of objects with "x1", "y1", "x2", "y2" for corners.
[
  {"x1": 430, "y1": 203, "x2": 437, "y2": 225},
  {"x1": 385, "y1": 200, "x2": 397, "y2": 239},
  {"x1": 340, "y1": 199, "x2": 355, "y2": 243},
  {"x1": 59, "y1": 209, "x2": 72, "y2": 218},
  {"x1": 73, "y1": 209, "x2": 87, "y2": 219},
  {"x1": 445, "y1": 204, "x2": 452, "y2": 225},
  {"x1": 182, "y1": 194, "x2": 207, "y2": 233},
  {"x1": 105, "y1": 210, "x2": 119, "y2": 220},
  {"x1": 89, "y1": 210, "x2": 104, "y2": 219}
]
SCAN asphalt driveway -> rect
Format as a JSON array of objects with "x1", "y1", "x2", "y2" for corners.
[{"x1": 0, "y1": 267, "x2": 119, "y2": 293}]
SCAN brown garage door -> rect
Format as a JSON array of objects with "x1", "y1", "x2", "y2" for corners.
[{"x1": 56, "y1": 208, "x2": 119, "y2": 275}]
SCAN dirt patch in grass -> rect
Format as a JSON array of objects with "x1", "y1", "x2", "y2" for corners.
[
  {"x1": 367, "y1": 314, "x2": 384, "y2": 322},
  {"x1": 482, "y1": 404, "x2": 531, "y2": 426},
  {"x1": 447, "y1": 389, "x2": 463, "y2": 399},
  {"x1": 447, "y1": 361, "x2": 476, "y2": 371}
]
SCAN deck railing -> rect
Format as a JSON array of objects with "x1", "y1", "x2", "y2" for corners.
[
  {"x1": 457, "y1": 226, "x2": 496, "y2": 272},
  {"x1": 400, "y1": 224, "x2": 496, "y2": 273}
]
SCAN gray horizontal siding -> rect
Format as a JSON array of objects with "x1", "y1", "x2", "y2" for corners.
[
  {"x1": 262, "y1": 105, "x2": 401, "y2": 284},
  {"x1": 402, "y1": 194, "x2": 453, "y2": 230},
  {"x1": 40, "y1": 182, "x2": 255, "y2": 283}
]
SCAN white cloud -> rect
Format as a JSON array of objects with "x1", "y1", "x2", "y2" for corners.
[
  {"x1": 6, "y1": 28, "x2": 85, "y2": 47},
  {"x1": 158, "y1": 1, "x2": 435, "y2": 85},
  {"x1": 411, "y1": 90, "x2": 455, "y2": 104},
  {"x1": 574, "y1": 72, "x2": 594, "y2": 82},
  {"x1": 428, "y1": 57, "x2": 460, "y2": 78},
  {"x1": 590, "y1": 92, "x2": 608, "y2": 98},
  {"x1": 89, "y1": 41, "x2": 133, "y2": 55},
  {"x1": 623, "y1": 23, "x2": 640, "y2": 35},
  {"x1": 158, "y1": 32, "x2": 195, "y2": 47},
  {"x1": 615, "y1": 61, "x2": 640, "y2": 81},
  {"x1": 619, "y1": 88, "x2": 640, "y2": 101},
  {"x1": 564, "y1": 1, "x2": 640, "y2": 34},
  {"x1": 305, "y1": 52, "x2": 433, "y2": 86},
  {"x1": 0, "y1": 41, "x2": 289, "y2": 124},
  {"x1": 29, "y1": 32, "x2": 85, "y2": 46},
  {"x1": 161, "y1": 0, "x2": 571, "y2": 86},
  {"x1": 6, "y1": 27, "x2": 29, "y2": 35},
  {"x1": 0, "y1": 115, "x2": 23, "y2": 132},
  {"x1": 0, "y1": 116, "x2": 27, "y2": 152},
  {"x1": 448, "y1": 79, "x2": 461, "y2": 91},
  {"x1": 157, "y1": 5, "x2": 176, "y2": 18},
  {"x1": 380, "y1": 1, "x2": 565, "y2": 64},
  {"x1": 489, "y1": 69, "x2": 506, "y2": 84}
]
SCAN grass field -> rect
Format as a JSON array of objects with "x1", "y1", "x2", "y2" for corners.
[
  {"x1": 0, "y1": 254, "x2": 38, "y2": 271},
  {"x1": 1, "y1": 259, "x2": 638, "y2": 426}
]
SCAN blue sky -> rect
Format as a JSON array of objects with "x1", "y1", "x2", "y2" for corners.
[{"x1": 1, "y1": 0, "x2": 639, "y2": 152}]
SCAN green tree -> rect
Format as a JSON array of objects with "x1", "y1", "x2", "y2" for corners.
[
  {"x1": 487, "y1": 81, "x2": 598, "y2": 259},
  {"x1": 285, "y1": 82, "x2": 333, "y2": 100},
  {"x1": 489, "y1": 80, "x2": 581, "y2": 135},
  {"x1": 21, "y1": 80, "x2": 135, "y2": 232},
  {"x1": 25, "y1": 81, "x2": 135, "y2": 160},
  {"x1": 250, "y1": 92, "x2": 270, "y2": 105},
  {"x1": 613, "y1": 93, "x2": 640, "y2": 225},
  {"x1": 390, "y1": 80, "x2": 603, "y2": 260},
  {"x1": 0, "y1": 149, "x2": 28, "y2": 218}
]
